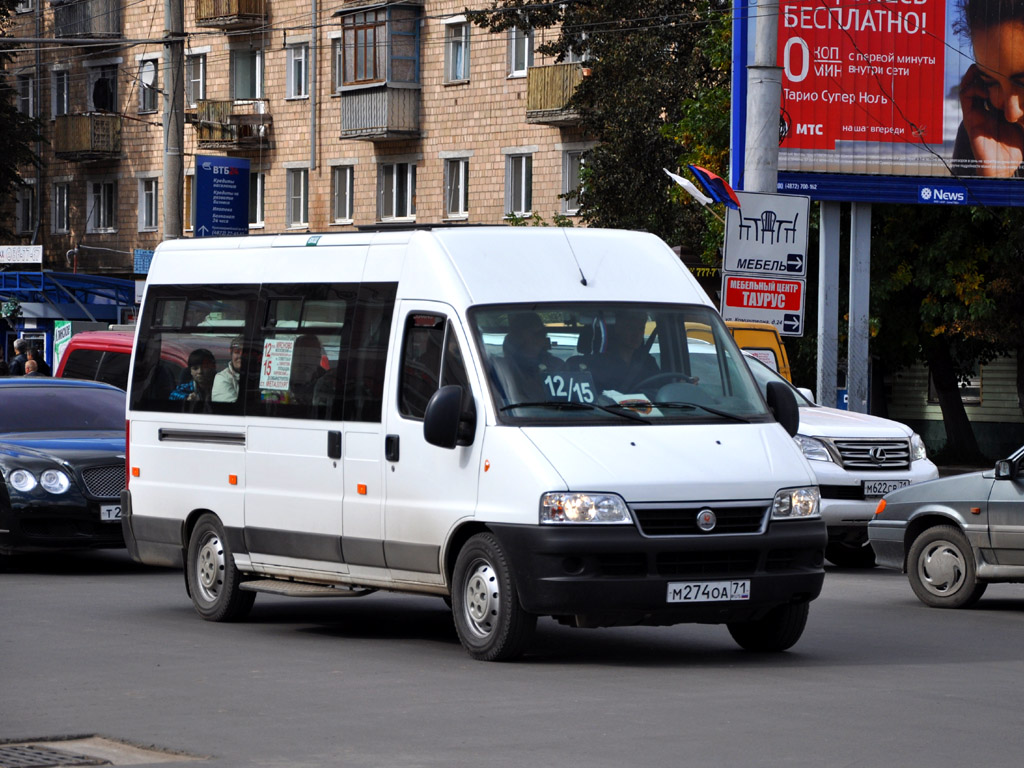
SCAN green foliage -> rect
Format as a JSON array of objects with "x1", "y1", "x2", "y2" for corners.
[
  {"x1": 0, "y1": 0, "x2": 44, "y2": 239},
  {"x1": 505, "y1": 212, "x2": 575, "y2": 227},
  {"x1": 468, "y1": 0, "x2": 730, "y2": 251}
]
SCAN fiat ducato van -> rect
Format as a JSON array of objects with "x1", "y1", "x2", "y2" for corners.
[{"x1": 121, "y1": 227, "x2": 826, "y2": 661}]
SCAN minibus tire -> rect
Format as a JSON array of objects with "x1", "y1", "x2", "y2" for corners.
[
  {"x1": 452, "y1": 533, "x2": 536, "y2": 661},
  {"x1": 727, "y1": 601, "x2": 809, "y2": 652},
  {"x1": 187, "y1": 514, "x2": 256, "y2": 622}
]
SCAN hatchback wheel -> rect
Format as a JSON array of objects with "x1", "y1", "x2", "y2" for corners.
[{"x1": 907, "y1": 525, "x2": 987, "y2": 609}]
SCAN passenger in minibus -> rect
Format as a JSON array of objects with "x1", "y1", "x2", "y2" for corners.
[
  {"x1": 288, "y1": 334, "x2": 327, "y2": 405},
  {"x1": 500, "y1": 312, "x2": 564, "y2": 401},
  {"x1": 588, "y1": 311, "x2": 659, "y2": 393},
  {"x1": 212, "y1": 336, "x2": 245, "y2": 403},
  {"x1": 169, "y1": 349, "x2": 217, "y2": 409}
]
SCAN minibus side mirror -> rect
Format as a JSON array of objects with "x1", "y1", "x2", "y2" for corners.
[
  {"x1": 424, "y1": 385, "x2": 475, "y2": 449},
  {"x1": 766, "y1": 381, "x2": 799, "y2": 438}
]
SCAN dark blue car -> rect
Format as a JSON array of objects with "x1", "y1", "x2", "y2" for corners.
[{"x1": 1, "y1": 378, "x2": 126, "y2": 557}]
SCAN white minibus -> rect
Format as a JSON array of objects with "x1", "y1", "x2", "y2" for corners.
[{"x1": 122, "y1": 226, "x2": 825, "y2": 661}]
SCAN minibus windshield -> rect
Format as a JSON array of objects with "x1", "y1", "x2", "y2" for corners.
[{"x1": 469, "y1": 303, "x2": 771, "y2": 425}]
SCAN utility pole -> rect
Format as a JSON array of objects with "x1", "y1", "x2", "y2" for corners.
[
  {"x1": 163, "y1": 0, "x2": 185, "y2": 239},
  {"x1": 743, "y1": 0, "x2": 781, "y2": 194}
]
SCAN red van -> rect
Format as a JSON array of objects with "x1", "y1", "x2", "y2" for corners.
[{"x1": 55, "y1": 331, "x2": 136, "y2": 390}]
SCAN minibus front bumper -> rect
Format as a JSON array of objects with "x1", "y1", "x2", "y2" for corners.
[{"x1": 489, "y1": 520, "x2": 826, "y2": 626}]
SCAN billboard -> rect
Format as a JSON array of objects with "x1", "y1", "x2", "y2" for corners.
[{"x1": 732, "y1": 0, "x2": 1024, "y2": 205}]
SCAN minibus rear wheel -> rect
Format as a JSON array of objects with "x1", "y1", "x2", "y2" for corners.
[
  {"x1": 187, "y1": 513, "x2": 256, "y2": 622},
  {"x1": 452, "y1": 533, "x2": 536, "y2": 661}
]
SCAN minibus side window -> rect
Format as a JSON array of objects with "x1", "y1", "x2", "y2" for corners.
[
  {"x1": 399, "y1": 313, "x2": 444, "y2": 419},
  {"x1": 440, "y1": 322, "x2": 475, "y2": 426},
  {"x1": 341, "y1": 282, "x2": 397, "y2": 423},
  {"x1": 250, "y1": 284, "x2": 356, "y2": 421}
]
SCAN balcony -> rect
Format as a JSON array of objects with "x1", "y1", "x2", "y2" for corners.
[
  {"x1": 51, "y1": 0, "x2": 122, "y2": 39},
  {"x1": 340, "y1": 85, "x2": 420, "y2": 141},
  {"x1": 526, "y1": 62, "x2": 584, "y2": 125},
  {"x1": 195, "y1": 0, "x2": 266, "y2": 29},
  {"x1": 54, "y1": 113, "x2": 121, "y2": 161},
  {"x1": 194, "y1": 99, "x2": 272, "y2": 150}
]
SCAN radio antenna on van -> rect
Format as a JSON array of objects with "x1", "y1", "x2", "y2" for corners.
[{"x1": 561, "y1": 230, "x2": 588, "y2": 286}]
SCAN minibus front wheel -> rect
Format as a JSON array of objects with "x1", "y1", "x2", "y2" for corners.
[
  {"x1": 452, "y1": 533, "x2": 536, "y2": 661},
  {"x1": 187, "y1": 513, "x2": 256, "y2": 622}
]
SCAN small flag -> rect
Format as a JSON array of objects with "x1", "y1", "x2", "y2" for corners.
[
  {"x1": 688, "y1": 165, "x2": 742, "y2": 210},
  {"x1": 663, "y1": 169, "x2": 712, "y2": 207}
]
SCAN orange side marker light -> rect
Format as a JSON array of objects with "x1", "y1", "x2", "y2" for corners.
[
  {"x1": 970, "y1": 506, "x2": 981, "y2": 515},
  {"x1": 357, "y1": 483, "x2": 367, "y2": 495},
  {"x1": 131, "y1": 467, "x2": 140, "y2": 477},
  {"x1": 484, "y1": 460, "x2": 491, "y2": 472},
  {"x1": 228, "y1": 475, "x2": 238, "y2": 486},
  {"x1": 874, "y1": 499, "x2": 886, "y2": 516}
]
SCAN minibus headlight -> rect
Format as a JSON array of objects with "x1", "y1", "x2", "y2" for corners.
[
  {"x1": 910, "y1": 433, "x2": 928, "y2": 462},
  {"x1": 540, "y1": 493, "x2": 633, "y2": 524},
  {"x1": 40, "y1": 469, "x2": 71, "y2": 495},
  {"x1": 9, "y1": 469, "x2": 37, "y2": 493},
  {"x1": 772, "y1": 486, "x2": 820, "y2": 519},
  {"x1": 794, "y1": 435, "x2": 833, "y2": 462}
]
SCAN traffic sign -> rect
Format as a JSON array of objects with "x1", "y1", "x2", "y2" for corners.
[
  {"x1": 721, "y1": 273, "x2": 806, "y2": 337},
  {"x1": 195, "y1": 155, "x2": 250, "y2": 237},
  {"x1": 724, "y1": 191, "x2": 810, "y2": 277}
]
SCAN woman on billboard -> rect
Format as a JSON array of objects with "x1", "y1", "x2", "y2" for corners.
[{"x1": 954, "y1": 0, "x2": 1024, "y2": 176}]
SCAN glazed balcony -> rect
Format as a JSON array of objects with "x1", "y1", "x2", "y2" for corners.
[
  {"x1": 52, "y1": 0, "x2": 122, "y2": 39},
  {"x1": 195, "y1": 0, "x2": 266, "y2": 29},
  {"x1": 526, "y1": 62, "x2": 584, "y2": 125},
  {"x1": 194, "y1": 99, "x2": 272, "y2": 150},
  {"x1": 339, "y1": 85, "x2": 420, "y2": 141},
  {"x1": 53, "y1": 113, "x2": 122, "y2": 161}
]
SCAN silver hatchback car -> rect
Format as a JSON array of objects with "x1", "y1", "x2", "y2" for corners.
[{"x1": 868, "y1": 444, "x2": 1024, "y2": 608}]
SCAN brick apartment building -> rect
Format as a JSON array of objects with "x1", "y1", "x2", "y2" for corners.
[{"x1": 4, "y1": 0, "x2": 594, "y2": 277}]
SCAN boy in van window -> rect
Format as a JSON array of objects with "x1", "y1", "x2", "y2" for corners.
[
  {"x1": 212, "y1": 336, "x2": 245, "y2": 403},
  {"x1": 170, "y1": 349, "x2": 217, "y2": 407}
]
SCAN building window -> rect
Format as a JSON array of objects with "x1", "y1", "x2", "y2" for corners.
[
  {"x1": 88, "y1": 64, "x2": 118, "y2": 112},
  {"x1": 185, "y1": 54, "x2": 206, "y2": 108},
  {"x1": 341, "y1": 6, "x2": 420, "y2": 86},
  {"x1": 52, "y1": 70, "x2": 69, "y2": 117},
  {"x1": 332, "y1": 166, "x2": 353, "y2": 223},
  {"x1": 286, "y1": 44, "x2": 309, "y2": 99},
  {"x1": 287, "y1": 169, "x2": 309, "y2": 227},
  {"x1": 379, "y1": 162, "x2": 416, "y2": 220},
  {"x1": 505, "y1": 154, "x2": 532, "y2": 215},
  {"x1": 508, "y1": 27, "x2": 533, "y2": 77},
  {"x1": 331, "y1": 37, "x2": 343, "y2": 92},
  {"x1": 15, "y1": 0, "x2": 33, "y2": 13},
  {"x1": 16, "y1": 74, "x2": 34, "y2": 117},
  {"x1": 562, "y1": 150, "x2": 585, "y2": 214},
  {"x1": 15, "y1": 185, "x2": 35, "y2": 234},
  {"x1": 53, "y1": 182, "x2": 70, "y2": 234},
  {"x1": 444, "y1": 158, "x2": 468, "y2": 218},
  {"x1": 249, "y1": 170, "x2": 265, "y2": 227},
  {"x1": 139, "y1": 178, "x2": 159, "y2": 231},
  {"x1": 231, "y1": 48, "x2": 263, "y2": 100},
  {"x1": 138, "y1": 59, "x2": 159, "y2": 113},
  {"x1": 444, "y1": 23, "x2": 469, "y2": 83},
  {"x1": 87, "y1": 179, "x2": 117, "y2": 232}
]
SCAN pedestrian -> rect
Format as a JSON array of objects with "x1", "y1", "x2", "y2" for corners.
[
  {"x1": 24, "y1": 359, "x2": 42, "y2": 376},
  {"x1": 0, "y1": 360, "x2": 9, "y2": 376},
  {"x1": 26, "y1": 345, "x2": 51, "y2": 376},
  {"x1": 8, "y1": 339, "x2": 29, "y2": 376}
]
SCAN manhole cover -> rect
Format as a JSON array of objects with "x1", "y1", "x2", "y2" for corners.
[{"x1": 0, "y1": 744, "x2": 107, "y2": 768}]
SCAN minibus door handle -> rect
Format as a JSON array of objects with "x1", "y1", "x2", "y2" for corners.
[
  {"x1": 327, "y1": 431, "x2": 342, "y2": 460},
  {"x1": 385, "y1": 434, "x2": 400, "y2": 462}
]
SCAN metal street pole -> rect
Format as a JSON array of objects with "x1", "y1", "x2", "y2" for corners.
[
  {"x1": 743, "y1": 0, "x2": 781, "y2": 193},
  {"x1": 163, "y1": 0, "x2": 184, "y2": 239}
]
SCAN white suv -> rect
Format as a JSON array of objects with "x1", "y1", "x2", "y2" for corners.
[{"x1": 745, "y1": 357, "x2": 938, "y2": 567}]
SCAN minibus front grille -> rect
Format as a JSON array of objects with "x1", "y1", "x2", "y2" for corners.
[
  {"x1": 632, "y1": 505, "x2": 768, "y2": 536},
  {"x1": 81, "y1": 464, "x2": 126, "y2": 499},
  {"x1": 655, "y1": 550, "x2": 759, "y2": 577}
]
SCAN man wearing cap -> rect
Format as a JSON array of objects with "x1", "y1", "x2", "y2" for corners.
[{"x1": 212, "y1": 336, "x2": 245, "y2": 403}]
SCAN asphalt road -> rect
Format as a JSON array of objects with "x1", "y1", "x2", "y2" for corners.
[{"x1": 3, "y1": 550, "x2": 1024, "y2": 768}]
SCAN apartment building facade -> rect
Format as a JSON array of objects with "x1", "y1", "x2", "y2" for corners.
[{"x1": 5, "y1": 0, "x2": 594, "y2": 277}]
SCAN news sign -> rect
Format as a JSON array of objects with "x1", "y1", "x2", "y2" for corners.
[
  {"x1": 721, "y1": 274, "x2": 806, "y2": 336},
  {"x1": 731, "y1": 0, "x2": 1024, "y2": 205}
]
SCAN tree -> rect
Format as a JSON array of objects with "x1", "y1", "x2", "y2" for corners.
[
  {"x1": 0, "y1": 0, "x2": 43, "y2": 240},
  {"x1": 870, "y1": 204, "x2": 1024, "y2": 462},
  {"x1": 469, "y1": 0, "x2": 731, "y2": 255}
]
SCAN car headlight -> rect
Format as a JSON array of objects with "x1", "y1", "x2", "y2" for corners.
[
  {"x1": 772, "y1": 486, "x2": 821, "y2": 519},
  {"x1": 40, "y1": 469, "x2": 71, "y2": 494},
  {"x1": 910, "y1": 433, "x2": 927, "y2": 462},
  {"x1": 540, "y1": 492, "x2": 633, "y2": 524},
  {"x1": 794, "y1": 435, "x2": 833, "y2": 462},
  {"x1": 9, "y1": 469, "x2": 37, "y2": 493}
]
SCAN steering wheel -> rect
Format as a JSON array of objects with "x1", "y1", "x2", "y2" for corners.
[{"x1": 632, "y1": 372, "x2": 699, "y2": 392}]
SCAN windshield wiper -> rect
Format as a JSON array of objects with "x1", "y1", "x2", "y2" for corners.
[
  {"x1": 647, "y1": 401, "x2": 751, "y2": 424},
  {"x1": 500, "y1": 401, "x2": 650, "y2": 423}
]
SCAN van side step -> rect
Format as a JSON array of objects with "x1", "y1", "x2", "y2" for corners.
[{"x1": 240, "y1": 579, "x2": 376, "y2": 598}]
